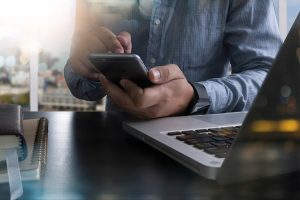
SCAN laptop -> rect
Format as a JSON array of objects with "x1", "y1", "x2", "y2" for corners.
[{"x1": 123, "y1": 13, "x2": 300, "y2": 184}]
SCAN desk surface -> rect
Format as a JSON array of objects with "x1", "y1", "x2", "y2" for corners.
[{"x1": 1, "y1": 111, "x2": 300, "y2": 199}]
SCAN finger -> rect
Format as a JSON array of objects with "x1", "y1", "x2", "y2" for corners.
[
  {"x1": 71, "y1": 40, "x2": 99, "y2": 70},
  {"x1": 99, "y1": 75, "x2": 145, "y2": 117},
  {"x1": 70, "y1": 59, "x2": 100, "y2": 80},
  {"x1": 86, "y1": 34, "x2": 108, "y2": 53},
  {"x1": 78, "y1": 53, "x2": 98, "y2": 73},
  {"x1": 148, "y1": 64, "x2": 185, "y2": 84},
  {"x1": 93, "y1": 27, "x2": 124, "y2": 53},
  {"x1": 99, "y1": 75, "x2": 135, "y2": 109},
  {"x1": 75, "y1": 33, "x2": 107, "y2": 53},
  {"x1": 117, "y1": 32, "x2": 132, "y2": 53},
  {"x1": 120, "y1": 79, "x2": 166, "y2": 108},
  {"x1": 120, "y1": 79, "x2": 144, "y2": 107},
  {"x1": 71, "y1": 48, "x2": 99, "y2": 74}
]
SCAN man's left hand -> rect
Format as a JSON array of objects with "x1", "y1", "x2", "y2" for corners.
[{"x1": 99, "y1": 64, "x2": 195, "y2": 119}]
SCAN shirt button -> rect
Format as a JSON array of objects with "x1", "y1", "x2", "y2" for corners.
[
  {"x1": 154, "y1": 19, "x2": 161, "y2": 25},
  {"x1": 150, "y1": 58, "x2": 156, "y2": 64}
]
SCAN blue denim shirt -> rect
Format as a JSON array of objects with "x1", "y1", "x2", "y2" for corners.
[{"x1": 64, "y1": 0, "x2": 282, "y2": 114}]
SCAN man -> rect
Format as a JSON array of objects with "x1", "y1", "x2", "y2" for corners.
[{"x1": 64, "y1": 0, "x2": 282, "y2": 119}]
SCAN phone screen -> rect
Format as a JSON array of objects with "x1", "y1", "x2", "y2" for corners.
[{"x1": 89, "y1": 53, "x2": 153, "y2": 88}]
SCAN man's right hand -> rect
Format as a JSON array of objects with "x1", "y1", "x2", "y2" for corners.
[{"x1": 69, "y1": 27, "x2": 132, "y2": 80}]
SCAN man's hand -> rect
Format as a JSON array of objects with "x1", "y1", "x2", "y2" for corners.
[
  {"x1": 99, "y1": 64, "x2": 195, "y2": 119},
  {"x1": 69, "y1": 27, "x2": 132, "y2": 80}
]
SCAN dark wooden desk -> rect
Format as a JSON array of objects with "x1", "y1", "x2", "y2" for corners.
[{"x1": 1, "y1": 111, "x2": 300, "y2": 199}]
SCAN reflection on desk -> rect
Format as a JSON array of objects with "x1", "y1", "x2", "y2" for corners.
[{"x1": 0, "y1": 111, "x2": 300, "y2": 199}]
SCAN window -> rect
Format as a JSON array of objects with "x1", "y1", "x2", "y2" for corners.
[
  {"x1": 277, "y1": 0, "x2": 300, "y2": 38},
  {"x1": 287, "y1": 0, "x2": 300, "y2": 31},
  {"x1": 0, "y1": 1, "x2": 34, "y2": 110},
  {"x1": 37, "y1": 0, "x2": 106, "y2": 112}
]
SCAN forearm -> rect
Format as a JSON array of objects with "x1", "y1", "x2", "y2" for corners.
[
  {"x1": 197, "y1": 0, "x2": 281, "y2": 114},
  {"x1": 198, "y1": 66, "x2": 269, "y2": 113}
]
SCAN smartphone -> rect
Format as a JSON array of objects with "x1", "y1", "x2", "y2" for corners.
[{"x1": 88, "y1": 53, "x2": 153, "y2": 88}]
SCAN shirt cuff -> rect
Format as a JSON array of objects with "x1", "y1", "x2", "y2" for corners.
[{"x1": 64, "y1": 60, "x2": 105, "y2": 101}]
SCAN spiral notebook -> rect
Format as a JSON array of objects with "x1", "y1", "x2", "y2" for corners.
[{"x1": 0, "y1": 118, "x2": 48, "y2": 183}]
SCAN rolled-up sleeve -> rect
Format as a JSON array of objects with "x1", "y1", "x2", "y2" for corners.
[
  {"x1": 64, "y1": 61, "x2": 106, "y2": 101},
  {"x1": 199, "y1": 0, "x2": 282, "y2": 113}
]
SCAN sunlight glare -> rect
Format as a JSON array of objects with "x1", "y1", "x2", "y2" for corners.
[{"x1": 0, "y1": 0, "x2": 74, "y2": 54}]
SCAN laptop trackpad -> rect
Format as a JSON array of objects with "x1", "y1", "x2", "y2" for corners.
[{"x1": 191, "y1": 112, "x2": 247, "y2": 126}]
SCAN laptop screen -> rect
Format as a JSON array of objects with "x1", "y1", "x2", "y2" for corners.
[
  {"x1": 244, "y1": 12, "x2": 300, "y2": 137},
  {"x1": 217, "y1": 13, "x2": 300, "y2": 184}
]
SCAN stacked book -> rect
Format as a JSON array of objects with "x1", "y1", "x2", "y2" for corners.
[{"x1": 0, "y1": 104, "x2": 48, "y2": 199}]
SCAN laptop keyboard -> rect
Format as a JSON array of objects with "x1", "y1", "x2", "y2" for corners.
[{"x1": 166, "y1": 126, "x2": 241, "y2": 158}]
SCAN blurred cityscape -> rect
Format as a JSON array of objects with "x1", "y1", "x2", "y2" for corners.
[
  {"x1": 0, "y1": 0, "x2": 299, "y2": 111},
  {"x1": 0, "y1": 45, "x2": 103, "y2": 111}
]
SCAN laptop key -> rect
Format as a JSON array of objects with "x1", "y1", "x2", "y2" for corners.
[
  {"x1": 192, "y1": 137, "x2": 214, "y2": 143},
  {"x1": 195, "y1": 129, "x2": 209, "y2": 133},
  {"x1": 184, "y1": 137, "x2": 214, "y2": 144},
  {"x1": 215, "y1": 152, "x2": 228, "y2": 158},
  {"x1": 204, "y1": 147, "x2": 229, "y2": 155},
  {"x1": 203, "y1": 147, "x2": 218, "y2": 155},
  {"x1": 185, "y1": 139, "x2": 202, "y2": 145},
  {"x1": 222, "y1": 127, "x2": 239, "y2": 132},
  {"x1": 224, "y1": 133, "x2": 238, "y2": 137},
  {"x1": 209, "y1": 132, "x2": 228, "y2": 137},
  {"x1": 181, "y1": 130, "x2": 196, "y2": 135},
  {"x1": 225, "y1": 140, "x2": 234, "y2": 145},
  {"x1": 211, "y1": 136, "x2": 228, "y2": 141},
  {"x1": 226, "y1": 136, "x2": 237, "y2": 140},
  {"x1": 208, "y1": 128, "x2": 222, "y2": 132},
  {"x1": 167, "y1": 131, "x2": 182, "y2": 136},
  {"x1": 176, "y1": 134, "x2": 210, "y2": 141},
  {"x1": 211, "y1": 140, "x2": 228, "y2": 144},
  {"x1": 194, "y1": 143, "x2": 215, "y2": 149},
  {"x1": 210, "y1": 142, "x2": 229, "y2": 147}
]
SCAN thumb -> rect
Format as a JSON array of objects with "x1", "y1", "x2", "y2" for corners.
[{"x1": 148, "y1": 64, "x2": 185, "y2": 84}]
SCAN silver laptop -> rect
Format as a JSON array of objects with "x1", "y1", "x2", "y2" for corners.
[{"x1": 123, "y1": 13, "x2": 300, "y2": 184}]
